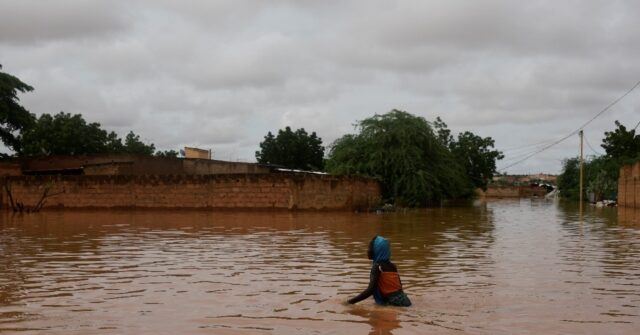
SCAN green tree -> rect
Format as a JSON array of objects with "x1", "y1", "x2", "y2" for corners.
[
  {"x1": 105, "y1": 131, "x2": 124, "y2": 153},
  {"x1": 449, "y1": 131, "x2": 504, "y2": 190},
  {"x1": 557, "y1": 157, "x2": 580, "y2": 201},
  {"x1": 433, "y1": 116, "x2": 453, "y2": 147},
  {"x1": 557, "y1": 120, "x2": 640, "y2": 202},
  {"x1": 601, "y1": 120, "x2": 640, "y2": 161},
  {"x1": 0, "y1": 64, "x2": 35, "y2": 153},
  {"x1": 20, "y1": 112, "x2": 118, "y2": 155},
  {"x1": 122, "y1": 131, "x2": 155, "y2": 155},
  {"x1": 432, "y1": 117, "x2": 504, "y2": 191},
  {"x1": 558, "y1": 155, "x2": 620, "y2": 202},
  {"x1": 256, "y1": 131, "x2": 277, "y2": 164},
  {"x1": 326, "y1": 110, "x2": 473, "y2": 206},
  {"x1": 586, "y1": 156, "x2": 617, "y2": 202},
  {"x1": 19, "y1": 112, "x2": 155, "y2": 156},
  {"x1": 155, "y1": 149, "x2": 179, "y2": 158},
  {"x1": 255, "y1": 126, "x2": 324, "y2": 170}
]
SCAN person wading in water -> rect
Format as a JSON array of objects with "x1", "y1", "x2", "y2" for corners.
[{"x1": 348, "y1": 236, "x2": 411, "y2": 306}]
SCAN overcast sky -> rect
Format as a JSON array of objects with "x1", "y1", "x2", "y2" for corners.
[{"x1": 1, "y1": 0, "x2": 639, "y2": 174}]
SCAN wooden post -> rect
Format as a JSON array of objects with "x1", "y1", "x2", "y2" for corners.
[{"x1": 579, "y1": 130, "x2": 584, "y2": 213}]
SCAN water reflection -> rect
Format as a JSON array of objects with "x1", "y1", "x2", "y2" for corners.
[
  {"x1": 618, "y1": 206, "x2": 640, "y2": 227},
  {"x1": 347, "y1": 306, "x2": 400, "y2": 335},
  {"x1": 554, "y1": 202, "x2": 640, "y2": 324},
  {"x1": 0, "y1": 201, "x2": 638, "y2": 334}
]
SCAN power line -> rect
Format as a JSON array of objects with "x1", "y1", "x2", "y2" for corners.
[
  {"x1": 501, "y1": 138, "x2": 558, "y2": 153},
  {"x1": 634, "y1": 119, "x2": 640, "y2": 131},
  {"x1": 497, "y1": 78, "x2": 640, "y2": 172},
  {"x1": 498, "y1": 133, "x2": 575, "y2": 172},
  {"x1": 584, "y1": 135, "x2": 602, "y2": 156},
  {"x1": 500, "y1": 147, "x2": 553, "y2": 165},
  {"x1": 576, "y1": 79, "x2": 640, "y2": 130},
  {"x1": 499, "y1": 139, "x2": 563, "y2": 165}
]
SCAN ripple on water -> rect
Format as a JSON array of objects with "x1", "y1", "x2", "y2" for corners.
[{"x1": 0, "y1": 204, "x2": 639, "y2": 334}]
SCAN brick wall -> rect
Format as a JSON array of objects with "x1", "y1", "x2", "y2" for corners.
[
  {"x1": 618, "y1": 161, "x2": 640, "y2": 208},
  {"x1": 618, "y1": 205, "x2": 640, "y2": 225},
  {"x1": 519, "y1": 185, "x2": 549, "y2": 197},
  {"x1": 17, "y1": 155, "x2": 272, "y2": 175},
  {"x1": 484, "y1": 186, "x2": 520, "y2": 198},
  {"x1": 1, "y1": 174, "x2": 381, "y2": 211},
  {"x1": 84, "y1": 162, "x2": 133, "y2": 175},
  {"x1": 182, "y1": 159, "x2": 270, "y2": 175},
  {"x1": 484, "y1": 185, "x2": 549, "y2": 198},
  {"x1": 0, "y1": 163, "x2": 21, "y2": 176}
]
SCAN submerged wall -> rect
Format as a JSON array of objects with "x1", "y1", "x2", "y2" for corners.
[
  {"x1": 618, "y1": 162, "x2": 640, "y2": 208},
  {"x1": 1, "y1": 174, "x2": 380, "y2": 211},
  {"x1": 484, "y1": 185, "x2": 549, "y2": 198}
]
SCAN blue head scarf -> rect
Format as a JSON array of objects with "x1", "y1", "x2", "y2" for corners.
[
  {"x1": 371, "y1": 236, "x2": 390, "y2": 304},
  {"x1": 372, "y1": 236, "x2": 391, "y2": 263}
]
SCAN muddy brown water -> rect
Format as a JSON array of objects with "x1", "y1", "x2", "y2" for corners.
[{"x1": 1, "y1": 200, "x2": 639, "y2": 334}]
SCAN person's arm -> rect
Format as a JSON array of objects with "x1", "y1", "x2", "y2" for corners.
[{"x1": 348, "y1": 265, "x2": 380, "y2": 304}]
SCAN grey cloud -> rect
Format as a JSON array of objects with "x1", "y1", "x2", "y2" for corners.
[
  {"x1": 3, "y1": 0, "x2": 640, "y2": 174},
  {"x1": 345, "y1": 1, "x2": 620, "y2": 56},
  {"x1": 180, "y1": 33, "x2": 297, "y2": 89},
  {"x1": 0, "y1": 0, "x2": 129, "y2": 45}
]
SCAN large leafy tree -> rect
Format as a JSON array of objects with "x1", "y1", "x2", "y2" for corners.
[
  {"x1": 326, "y1": 110, "x2": 473, "y2": 206},
  {"x1": 433, "y1": 117, "x2": 504, "y2": 191},
  {"x1": 590, "y1": 120, "x2": 640, "y2": 201},
  {"x1": 19, "y1": 112, "x2": 155, "y2": 156},
  {"x1": 433, "y1": 116, "x2": 453, "y2": 147},
  {"x1": 0, "y1": 65, "x2": 35, "y2": 153},
  {"x1": 449, "y1": 131, "x2": 504, "y2": 190},
  {"x1": 585, "y1": 156, "x2": 618, "y2": 202},
  {"x1": 20, "y1": 112, "x2": 117, "y2": 155},
  {"x1": 601, "y1": 120, "x2": 640, "y2": 161},
  {"x1": 121, "y1": 131, "x2": 155, "y2": 155},
  {"x1": 255, "y1": 126, "x2": 324, "y2": 170}
]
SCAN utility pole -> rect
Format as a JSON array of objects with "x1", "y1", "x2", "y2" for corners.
[{"x1": 579, "y1": 130, "x2": 584, "y2": 212}]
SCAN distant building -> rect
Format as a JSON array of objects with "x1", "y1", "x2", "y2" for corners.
[
  {"x1": 523, "y1": 173, "x2": 557, "y2": 183},
  {"x1": 492, "y1": 173, "x2": 557, "y2": 186},
  {"x1": 1, "y1": 154, "x2": 272, "y2": 176},
  {"x1": 184, "y1": 147, "x2": 211, "y2": 159}
]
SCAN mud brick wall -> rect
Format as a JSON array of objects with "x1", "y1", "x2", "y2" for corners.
[
  {"x1": 484, "y1": 185, "x2": 548, "y2": 198},
  {"x1": 19, "y1": 155, "x2": 272, "y2": 176},
  {"x1": 618, "y1": 162, "x2": 640, "y2": 208},
  {"x1": 618, "y1": 206, "x2": 640, "y2": 225},
  {"x1": 484, "y1": 186, "x2": 520, "y2": 198},
  {"x1": 518, "y1": 185, "x2": 549, "y2": 197},
  {"x1": 1, "y1": 174, "x2": 381, "y2": 211},
  {"x1": 0, "y1": 163, "x2": 21, "y2": 176}
]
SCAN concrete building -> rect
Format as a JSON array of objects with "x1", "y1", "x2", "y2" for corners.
[{"x1": 184, "y1": 147, "x2": 211, "y2": 159}]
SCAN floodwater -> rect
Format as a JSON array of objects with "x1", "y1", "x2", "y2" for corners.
[{"x1": 1, "y1": 200, "x2": 639, "y2": 334}]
